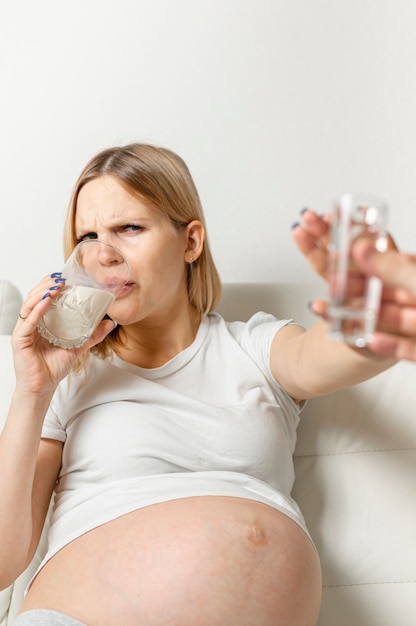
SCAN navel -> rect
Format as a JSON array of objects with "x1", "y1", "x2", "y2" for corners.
[{"x1": 247, "y1": 521, "x2": 268, "y2": 546}]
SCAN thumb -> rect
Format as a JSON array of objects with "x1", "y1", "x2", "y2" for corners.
[
  {"x1": 81, "y1": 318, "x2": 118, "y2": 351},
  {"x1": 353, "y1": 241, "x2": 416, "y2": 296}
]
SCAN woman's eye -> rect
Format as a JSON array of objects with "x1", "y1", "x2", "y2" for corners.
[
  {"x1": 78, "y1": 233, "x2": 97, "y2": 242},
  {"x1": 76, "y1": 226, "x2": 142, "y2": 243},
  {"x1": 121, "y1": 224, "x2": 142, "y2": 233}
]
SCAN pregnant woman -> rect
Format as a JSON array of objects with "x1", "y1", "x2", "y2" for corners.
[{"x1": 0, "y1": 143, "x2": 394, "y2": 626}]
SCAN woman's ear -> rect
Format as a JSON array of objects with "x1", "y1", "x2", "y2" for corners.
[{"x1": 184, "y1": 220, "x2": 205, "y2": 263}]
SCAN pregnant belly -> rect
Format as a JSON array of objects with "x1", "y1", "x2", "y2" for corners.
[{"x1": 22, "y1": 496, "x2": 321, "y2": 626}]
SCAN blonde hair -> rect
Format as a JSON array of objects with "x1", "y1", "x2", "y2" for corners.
[{"x1": 63, "y1": 143, "x2": 222, "y2": 360}]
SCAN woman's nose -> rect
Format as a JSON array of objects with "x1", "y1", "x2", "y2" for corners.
[{"x1": 97, "y1": 242, "x2": 124, "y2": 266}]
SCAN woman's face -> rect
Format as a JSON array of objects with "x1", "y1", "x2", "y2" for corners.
[{"x1": 74, "y1": 174, "x2": 200, "y2": 327}]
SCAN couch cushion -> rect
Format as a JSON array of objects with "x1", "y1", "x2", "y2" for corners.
[
  {"x1": 293, "y1": 361, "x2": 416, "y2": 625},
  {"x1": 0, "y1": 281, "x2": 22, "y2": 335}
]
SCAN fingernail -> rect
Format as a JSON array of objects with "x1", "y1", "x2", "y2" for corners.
[
  {"x1": 41, "y1": 292, "x2": 51, "y2": 300},
  {"x1": 300, "y1": 207, "x2": 308, "y2": 215},
  {"x1": 51, "y1": 272, "x2": 62, "y2": 278},
  {"x1": 54, "y1": 278, "x2": 66, "y2": 284},
  {"x1": 48, "y1": 285, "x2": 60, "y2": 291},
  {"x1": 291, "y1": 221, "x2": 300, "y2": 230}
]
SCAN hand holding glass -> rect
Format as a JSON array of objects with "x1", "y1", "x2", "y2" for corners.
[
  {"x1": 38, "y1": 240, "x2": 130, "y2": 349},
  {"x1": 327, "y1": 193, "x2": 388, "y2": 347}
]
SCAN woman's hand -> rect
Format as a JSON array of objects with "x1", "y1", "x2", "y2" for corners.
[
  {"x1": 352, "y1": 242, "x2": 416, "y2": 360},
  {"x1": 12, "y1": 275, "x2": 115, "y2": 398}
]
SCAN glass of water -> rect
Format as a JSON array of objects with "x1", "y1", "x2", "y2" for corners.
[
  {"x1": 38, "y1": 240, "x2": 130, "y2": 349},
  {"x1": 327, "y1": 193, "x2": 388, "y2": 347}
]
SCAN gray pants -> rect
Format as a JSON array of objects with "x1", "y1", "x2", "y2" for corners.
[{"x1": 13, "y1": 610, "x2": 87, "y2": 625}]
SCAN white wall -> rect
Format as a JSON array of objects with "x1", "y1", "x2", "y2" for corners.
[{"x1": 1, "y1": 0, "x2": 416, "y2": 299}]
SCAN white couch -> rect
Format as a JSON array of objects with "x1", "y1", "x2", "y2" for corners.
[{"x1": 1, "y1": 279, "x2": 416, "y2": 625}]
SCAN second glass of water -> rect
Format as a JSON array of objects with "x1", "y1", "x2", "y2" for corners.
[{"x1": 327, "y1": 193, "x2": 388, "y2": 347}]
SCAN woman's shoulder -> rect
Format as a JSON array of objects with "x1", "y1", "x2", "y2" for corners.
[
  {"x1": 208, "y1": 310, "x2": 293, "y2": 336},
  {"x1": 205, "y1": 312, "x2": 297, "y2": 363}
]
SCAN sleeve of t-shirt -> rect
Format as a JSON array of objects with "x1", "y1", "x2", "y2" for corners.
[
  {"x1": 237, "y1": 311, "x2": 305, "y2": 409},
  {"x1": 41, "y1": 387, "x2": 67, "y2": 443}
]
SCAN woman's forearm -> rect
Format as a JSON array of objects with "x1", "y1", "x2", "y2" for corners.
[
  {"x1": 0, "y1": 391, "x2": 53, "y2": 587},
  {"x1": 273, "y1": 320, "x2": 396, "y2": 401}
]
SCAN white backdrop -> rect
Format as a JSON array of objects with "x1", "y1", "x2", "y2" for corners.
[{"x1": 1, "y1": 0, "x2": 416, "y2": 299}]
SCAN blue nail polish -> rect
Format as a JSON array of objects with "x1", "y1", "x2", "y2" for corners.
[
  {"x1": 51, "y1": 272, "x2": 62, "y2": 278},
  {"x1": 291, "y1": 221, "x2": 300, "y2": 230},
  {"x1": 54, "y1": 278, "x2": 66, "y2": 284},
  {"x1": 42, "y1": 292, "x2": 51, "y2": 300},
  {"x1": 300, "y1": 207, "x2": 309, "y2": 215},
  {"x1": 49, "y1": 285, "x2": 60, "y2": 291}
]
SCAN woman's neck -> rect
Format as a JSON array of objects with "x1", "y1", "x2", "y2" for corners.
[{"x1": 114, "y1": 305, "x2": 202, "y2": 369}]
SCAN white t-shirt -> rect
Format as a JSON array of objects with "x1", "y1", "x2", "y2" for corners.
[{"x1": 37, "y1": 311, "x2": 309, "y2": 577}]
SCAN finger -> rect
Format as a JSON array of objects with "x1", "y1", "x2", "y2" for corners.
[
  {"x1": 380, "y1": 285, "x2": 416, "y2": 306},
  {"x1": 13, "y1": 303, "x2": 58, "y2": 356},
  {"x1": 300, "y1": 209, "x2": 330, "y2": 239},
  {"x1": 292, "y1": 211, "x2": 329, "y2": 278},
  {"x1": 294, "y1": 209, "x2": 330, "y2": 248},
  {"x1": 376, "y1": 302, "x2": 416, "y2": 336},
  {"x1": 308, "y1": 299, "x2": 328, "y2": 319},
  {"x1": 292, "y1": 220, "x2": 325, "y2": 255},
  {"x1": 327, "y1": 270, "x2": 367, "y2": 300},
  {"x1": 367, "y1": 332, "x2": 416, "y2": 362},
  {"x1": 354, "y1": 243, "x2": 416, "y2": 297},
  {"x1": 16, "y1": 274, "x2": 66, "y2": 325},
  {"x1": 75, "y1": 319, "x2": 117, "y2": 353}
]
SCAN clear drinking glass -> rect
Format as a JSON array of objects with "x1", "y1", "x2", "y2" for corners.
[
  {"x1": 38, "y1": 240, "x2": 130, "y2": 349},
  {"x1": 327, "y1": 193, "x2": 388, "y2": 347}
]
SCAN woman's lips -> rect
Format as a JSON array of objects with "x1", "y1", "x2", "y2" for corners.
[{"x1": 118, "y1": 282, "x2": 134, "y2": 296}]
